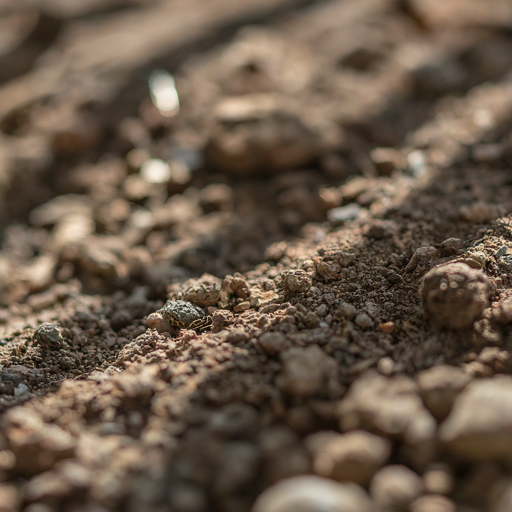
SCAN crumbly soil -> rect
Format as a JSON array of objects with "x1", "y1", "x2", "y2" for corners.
[{"x1": 2, "y1": 0, "x2": 512, "y2": 511}]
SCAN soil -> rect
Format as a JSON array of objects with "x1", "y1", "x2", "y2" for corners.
[{"x1": 2, "y1": 0, "x2": 512, "y2": 511}]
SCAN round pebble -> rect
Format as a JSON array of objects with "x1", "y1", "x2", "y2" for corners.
[
  {"x1": 420, "y1": 262, "x2": 491, "y2": 329},
  {"x1": 252, "y1": 476, "x2": 372, "y2": 512}
]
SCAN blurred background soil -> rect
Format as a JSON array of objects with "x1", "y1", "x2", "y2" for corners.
[{"x1": 3, "y1": 0, "x2": 512, "y2": 511}]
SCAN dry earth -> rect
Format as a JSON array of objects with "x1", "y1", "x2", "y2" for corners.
[{"x1": 2, "y1": 0, "x2": 512, "y2": 511}]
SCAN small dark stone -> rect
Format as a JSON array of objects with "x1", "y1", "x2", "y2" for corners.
[{"x1": 34, "y1": 323, "x2": 62, "y2": 350}]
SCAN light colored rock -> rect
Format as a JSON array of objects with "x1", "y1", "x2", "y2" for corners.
[
  {"x1": 370, "y1": 465, "x2": 424, "y2": 511},
  {"x1": 306, "y1": 430, "x2": 391, "y2": 486},
  {"x1": 339, "y1": 372, "x2": 436, "y2": 446},
  {"x1": 416, "y1": 365, "x2": 472, "y2": 421},
  {"x1": 252, "y1": 476, "x2": 372, "y2": 512},
  {"x1": 440, "y1": 376, "x2": 512, "y2": 461},
  {"x1": 278, "y1": 346, "x2": 337, "y2": 396}
]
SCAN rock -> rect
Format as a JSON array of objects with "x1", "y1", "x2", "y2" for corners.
[
  {"x1": 438, "y1": 238, "x2": 464, "y2": 256},
  {"x1": 363, "y1": 220, "x2": 398, "y2": 240},
  {"x1": 205, "y1": 94, "x2": 320, "y2": 175},
  {"x1": 334, "y1": 303, "x2": 357, "y2": 320},
  {"x1": 153, "y1": 300, "x2": 205, "y2": 330},
  {"x1": 211, "y1": 309, "x2": 234, "y2": 333},
  {"x1": 318, "y1": 187, "x2": 342, "y2": 212},
  {"x1": 252, "y1": 476, "x2": 372, "y2": 512},
  {"x1": 6, "y1": 407, "x2": 76, "y2": 477},
  {"x1": 316, "y1": 261, "x2": 341, "y2": 281},
  {"x1": 33, "y1": 323, "x2": 62, "y2": 350},
  {"x1": 370, "y1": 465, "x2": 424, "y2": 511},
  {"x1": 420, "y1": 262, "x2": 491, "y2": 329},
  {"x1": 280, "y1": 270, "x2": 312, "y2": 297},
  {"x1": 491, "y1": 297, "x2": 512, "y2": 325},
  {"x1": 416, "y1": 365, "x2": 472, "y2": 422},
  {"x1": 422, "y1": 464, "x2": 454, "y2": 495},
  {"x1": 198, "y1": 184, "x2": 233, "y2": 212},
  {"x1": 181, "y1": 273, "x2": 222, "y2": 307},
  {"x1": 459, "y1": 201, "x2": 504, "y2": 223},
  {"x1": 234, "y1": 301, "x2": 251, "y2": 312},
  {"x1": 370, "y1": 147, "x2": 405, "y2": 176},
  {"x1": 306, "y1": 430, "x2": 391, "y2": 486},
  {"x1": 327, "y1": 204, "x2": 362, "y2": 227},
  {"x1": 405, "y1": 246, "x2": 438, "y2": 273},
  {"x1": 354, "y1": 313, "x2": 373, "y2": 329},
  {"x1": 258, "y1": 332, "x2": 289, "y2": 355},
  {"x1": 0, "y1": 484, "x2": 19, "y2": 512},
  {"x1": 146, "y1": 312, "x2": 172, "y2": 333},
  {"x1": 410, "y1": 495, "x2": 456, "y2": 512},
  {"x1": 278, "y1": 346, "x2": 337, "y2": 397},
  {"x1": 439, "y1": 376, "x2": 512, "y2": 461},
  {"x1": 339, "y1": 372, "x2": 436, "y2": 446}
]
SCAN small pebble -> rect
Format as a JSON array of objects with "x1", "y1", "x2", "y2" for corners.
[
  {"x1": 34, "y1": 323, "x2": 62, "y2": 349},
  {"x1": 327, "y1": 204, "x2": 362, "y2": 227},
  {"x1": 370, "y1": 465, "x2": 424, "y2": 510},
  {"x1": 252, "y1": 475, "x2": 372, "y2": 512},
  {"x1": 234, "y1": 301, "x2": 251, "y2": 313},
  {"x1": 355, "y1": 313, "x2": 373, "y2": 329},
  {"x1": 379, "y1": 321, "x2": 395, "y2": 334}
]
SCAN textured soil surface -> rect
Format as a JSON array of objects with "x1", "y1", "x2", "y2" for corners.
[{"x1": 3, "y1": 0, "x2": 512, "y2": 511}]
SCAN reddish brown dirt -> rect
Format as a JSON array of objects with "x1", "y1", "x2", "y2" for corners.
[{"x1": 2, "y1": 1, "x2": 512, "y2": 511}]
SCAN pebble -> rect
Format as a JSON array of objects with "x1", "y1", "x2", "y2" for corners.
[
  {"x1": 420, "y1": 262, "x2": 491, "y2": 329},
  {"x1": 423, "y1": 464, "x2": 455, "y2": 495},
  {"x1": 198, "y1": 184, "x2": 233, "y2": 212},
  {"x1": 370, "y1": 465, "x2": 424, "y2": 511},
  {"x1": 206, "y1": 94, "x2": 321, "y2": 175},
  {"x1": 306, "y1": 430, "x2": 391, "y2": 486},
  {"x1": 252, "y1": 476, "x2": 372, "y2": 512},
  {"x1": 379, "y1": 321, "x2": 395, "y2": 334},
  {"x1": 234, "y1": 301, "x2": 251, "y2": 313},
  {"x1": 340, "y1": 372, "x2": 436, "y2": 446},
  {"x1": 258, "y1": 332, "x2": 289, "y2": 355},
  {"x1": 416, "y1": 365, "x2": 472, "y2": 421},
  {"x1": 316, "y1": 261, "x2": 341, "y2": 281},
  {"x1": 364, "y1": 220, "x2": 398, "y2": 240},
  {"x1": 280, "y1": 270, "x2": 312, "y2": 297},
  {"x1": 33, "y1": 323, "x2": 63, "y2": 350},
  {"x1": 327, "y1": 204, "x2": 362, "y2": 227},
  {"x1": 278, "y1": 346, "x2": 336, "y2": 396},
  {"x1": 14, "y1": 383, "x2": 30, "y2": 397},
  {"x1": 459, "y1": 201, "x2": 504, "y2": 224},
  {"x1": 334, "y1": 303, "x2": 357, "y2": 320},
  {"x1": 410, "y1": 495, "x2": 456, "y2": 512},
  {"x1": 439, "y1": 375, "x2": 512, "y2": 461},
  {"x1": 354, "y1": 313, "x2": 373, "y2": 329},
  {"x1": 140, "y1": 158, "x2": 171, "y2": 184},
  {"x1": 370, "y1": 147, "x2": 405, "y2": 176}
]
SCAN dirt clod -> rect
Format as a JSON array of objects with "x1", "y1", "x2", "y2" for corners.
[{"x1": 420, "y1": 263, "x2": 491, "y2": 329}]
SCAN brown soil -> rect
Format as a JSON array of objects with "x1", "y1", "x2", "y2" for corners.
[{"x1": 2, "y1": 0, "x2": 512, "y2": 511}]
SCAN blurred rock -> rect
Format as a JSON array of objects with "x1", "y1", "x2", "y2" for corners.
[
  {"x1": 252, "y1": 476, "x2": 372, "y2": 512},
  {"x1": 278, "y1": 346, "x2": 338, "y2": 397},
  {"x1": 306, "y1": 430, "x2": 391, "y2": 486},
  {"x1": 339, "y1": 372, "x2": 436, "y2": 446},
  {"x1": 416, "y1": 365, "x2": 472, "y2": 422},
  {"x1": 370, "y1": 465, "x2": 424, "y2": 511},
  {"x1": 420, "y1": 263, "x2": 491, "y2": 329},
  {"x1": 410, "y1": 494, "x2": 455, "y2": 512},
  {"x1": 440, "y1": 376, "x2": 512, "y2": 461},
  {"x1": 205, "y1": 94, "x2": 321, "y2": 175},
  {"x1": 6, "y1": 407, "x2": 76, "y2": 477}
]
